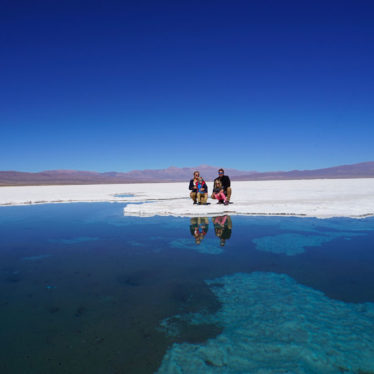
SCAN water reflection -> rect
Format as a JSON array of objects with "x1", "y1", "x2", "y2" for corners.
[
  {"x1": 212, "y1": 215, "x2": 232, "y2": 246},
  {"x1": 2, "y1": 204, "x2": 374, "y2": 374},
  {"x1": 189, "y1": 217, "x2": 209, "y2": 244},
  {"x1": 189, "y1": 216, "x2": 233, "y2": 247}
]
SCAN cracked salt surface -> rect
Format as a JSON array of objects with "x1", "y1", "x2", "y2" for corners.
[{"x1": 157, "y1": 272, "x2": 374, "y2": 374}]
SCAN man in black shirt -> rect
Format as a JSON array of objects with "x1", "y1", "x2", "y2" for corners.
[
  {"x1": 211, "y1": 168, "x2": 231, "y2": 202},
  {"x1": 212, "y1": 215, "x2": 232, "y2": 246}
]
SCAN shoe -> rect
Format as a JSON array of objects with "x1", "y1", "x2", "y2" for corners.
[
  {"x1": 193, "y1": 201, "x2": 197, "y2": 205},
  {"x1": 224, "y1": 201, "x2": 229, "y2": 205},
  {"x1": 217, "y1": 201, "x2": 223, "y2": 204},
  {"x1": 198, "y1": 202, "x2": 201, "y2": 205}
]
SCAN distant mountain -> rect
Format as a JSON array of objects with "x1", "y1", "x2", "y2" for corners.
[
  {"x1": 123, "y1": 165, "x2": 254, "y2": 181},
  {"x1": 1, "y1": 162, "x2": 373, "y2": 186},
  {"x1": 0, "y1": 165, "x2": 252, "y2": 186},
  {"x1": 233, "y1": 162, "x2": 374, "y2": 181}
]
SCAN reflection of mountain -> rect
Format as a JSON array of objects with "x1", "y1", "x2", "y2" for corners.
[{"x1": 1, "y1": 161, "x2": 374, "y2": 186}]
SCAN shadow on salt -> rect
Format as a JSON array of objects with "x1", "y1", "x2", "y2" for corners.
[{"x1": 157, "y1": 272, "x2": 374, "y2": 373}]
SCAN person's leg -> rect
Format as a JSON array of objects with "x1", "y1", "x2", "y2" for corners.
[
  {"x1": 190, "y1": 191, "x2": 197, "y2": 203},
  {"x1": 226, "y1": 216, "x2": 232, "y2": 229},
  {"x1": 201, "y1": 217, "x2": 209, "y2": 225},
  {"x1": 201, "y1": 193, "x2": 208, "y2": 204},
  {"x1": 197, "y1": 192, "x2": 202, "y2": 204},
  {"x1": 216, "y1": 192, "x2": 226, "y2": 204},
  {"x1": 226, "y1": 187, "x2": 232, "y2": 202},
  {"x1": 215, "y1": 216, "x2": 225, "y2": 225},
  {"x1": 217, "y1": 191, "x2": 227, "y2": 202},
  {"x1": 214, "y1": 192, "x2": 223, "y2": 203},
  {"x1": 211, "y1": 192, "x2": 216, "y2": 200}
]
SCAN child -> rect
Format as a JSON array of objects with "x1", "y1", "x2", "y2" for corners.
[
  {"x1": 193, "y1": 217, "x2": 209, "y2": 244},
  {"x1": 213, "y1": 179, "x2": 229, "y2": 205},
  {"x1": 196, "y1": 177, "x2": 208, "y2": 205}
]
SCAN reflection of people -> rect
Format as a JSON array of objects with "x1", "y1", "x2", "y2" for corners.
[
  {"x1": 196, "y1": 177, "x2": 208, "y2": 205},
  {"x1": 189, "y1": 171, "x2": 200, "y2": 204},
  {"x1": 212, "y1": 215, "x2": 232, "y2": 246},
  {"x1": 211, "y1": 168, "x2": 231, "y2": 203},
  {"x1": 190, "y1": 217, "x2": 209, "y2": 245}
]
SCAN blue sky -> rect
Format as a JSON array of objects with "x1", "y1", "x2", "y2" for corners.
[{"x1": 1, "y1": 0, "x2": 373, "y2": 172}]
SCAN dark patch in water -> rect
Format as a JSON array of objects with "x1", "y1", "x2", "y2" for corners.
[
  {"x1": 117, "y1": 270, "x2": 153, "y2": 287},
  {"x1": 94, "y1": 336, "x2": 104, "y2": 344},
  {"x1": 176, "y1": 322, "x2": 223, "y2": 344},
  {"x1": 171, "y1": 281, "x2": 221, "y2": 314},
  {"x1": 205, "y1": 359, "x2": 220, "y2": 367},
  {"x1": 4, "y1": 273, "x2": 21, "y2": 283},
  {"x1": 74, "y1": 306, "x2": 87, "y2": 317},
  {"x1": 47, "y1": 306, "x2": 60, "y2": 314}
]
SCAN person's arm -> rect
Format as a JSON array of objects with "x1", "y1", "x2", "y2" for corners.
[
  {"x1": 225, "y1": 176, "x2": 231, "y2": 188},
  {"x1": 189, "y1": 180, "x2": 195, "y2": 190}
]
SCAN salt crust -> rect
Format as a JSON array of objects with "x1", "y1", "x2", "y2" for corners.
[
  {"x1": 157, "y1": 272, "x2": 374, "y2": 374},
  {"x1": 1, "y1": 179, "x2": 374, "y2": 218}
]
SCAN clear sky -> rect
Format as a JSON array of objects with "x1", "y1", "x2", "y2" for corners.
[{"x1": 1, "y1": 0, "x2": 373, "y2": 172}]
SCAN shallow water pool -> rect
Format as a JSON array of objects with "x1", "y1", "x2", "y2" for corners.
[{"x1": 0, "y1": 203, "x2": 374, "y2": 373}]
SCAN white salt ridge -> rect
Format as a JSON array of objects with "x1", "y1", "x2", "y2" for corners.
[
  {"x1": 1, "y1": 179, "x2": 374, "y2": 218},
  {"x1": 157, "y1": 272, "x2": 374, "y2": 374}
]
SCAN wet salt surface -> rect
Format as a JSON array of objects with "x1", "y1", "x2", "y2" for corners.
[{"x1": 0, "y1": 203, "x2": 374, "y2": 373}]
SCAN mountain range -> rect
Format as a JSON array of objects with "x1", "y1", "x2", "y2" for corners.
[{"x1": 1, "y1": 162, "x2": 374, "y2": 186}]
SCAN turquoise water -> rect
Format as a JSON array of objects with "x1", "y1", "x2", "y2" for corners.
[{"x1": 1, "y1": 203, "x2": 374, "y2": 373}]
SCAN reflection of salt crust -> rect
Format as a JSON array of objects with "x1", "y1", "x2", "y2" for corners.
[
  {"x1": 252, "y1": 232, "x2": 364, "y2": 256},
  {"x1": 157, "y1": 272, "x2": 374, "y2": 374},
  {"x1": 2, "y1": 179, "x2": 374, "y2": 218},
  {"x1": 170, "y1": 238, "x2": 223, "y2": 255}
]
